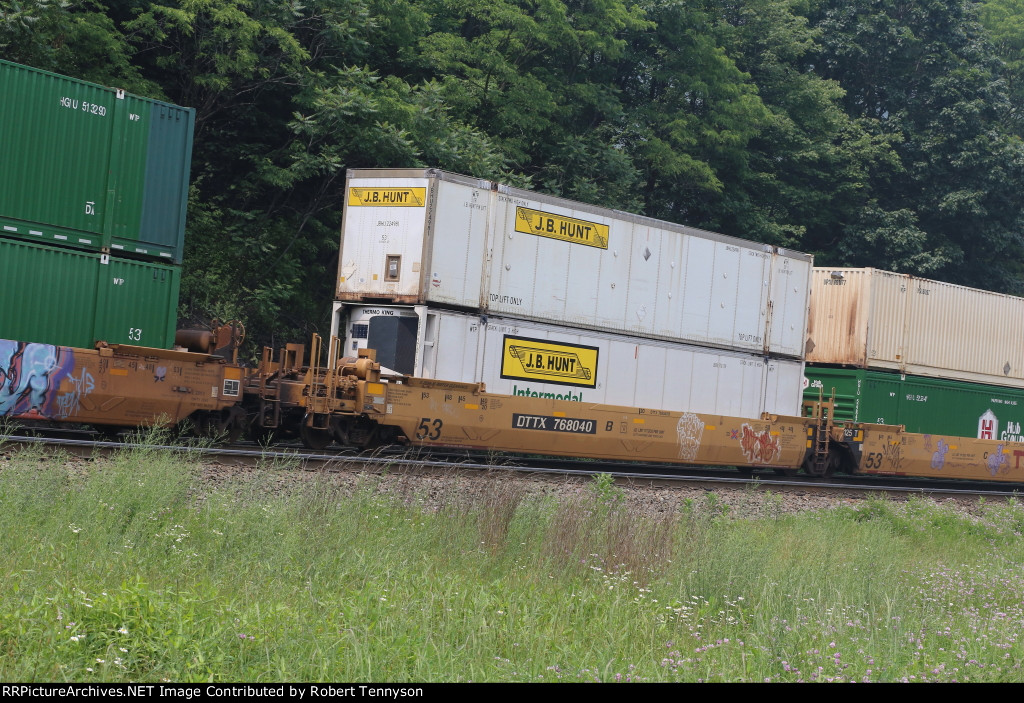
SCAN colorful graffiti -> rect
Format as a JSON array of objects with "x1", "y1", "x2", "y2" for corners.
[
  {"x1": 739, "y1": 423, "x2": 782, "y2": 464},
  {"x1": 0, "y1": 340, "x2": 77, "y2": 419},
  {"x1": 55, "y1": 365, "x2": 95, "y2": 419}
]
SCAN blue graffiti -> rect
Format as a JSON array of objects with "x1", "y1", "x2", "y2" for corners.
[
  {"x1": 55, "y1": 366, "x2": 95, "y2": 419},
  {"x1": 930, "y1": 438, "x2": 949, "y2": 470},
  {"x1": 0, "y1": 340, "x2": 76, "y2": 419},
  {"x1": 988, "y1": 445, "x2": 1010, "y2": 477}
]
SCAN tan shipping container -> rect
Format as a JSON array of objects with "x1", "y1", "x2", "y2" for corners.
[{"x1": 806, "y1": 268, "x2": 1024, "y2": 387}]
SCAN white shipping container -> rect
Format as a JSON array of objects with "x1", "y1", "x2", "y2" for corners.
[
  {"x1": 337, "y1": 168, "x2": 811, "y2": 358},
  {"x1": 334, "y1": 304, "x2": 805, "y2": 418},
  {"x1": 806, "y1": 268, "x2": 1024, "y2": 387}
]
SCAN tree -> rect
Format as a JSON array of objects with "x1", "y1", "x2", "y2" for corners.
[
  {"x1": 121, "y1": 0, "x2": 506, "y2": 349},
  {"x1": 808, "y1": 0, "x2": 1024, "y2": 289}
]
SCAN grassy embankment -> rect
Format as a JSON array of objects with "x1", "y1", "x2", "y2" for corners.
[{"x1": 2, "y1": 435, "x2": 1024, "y2": 682}]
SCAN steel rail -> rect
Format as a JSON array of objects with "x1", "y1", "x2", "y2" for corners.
[{"x1": 2, "y1": 433, "x2": 1020, "y2": 500}]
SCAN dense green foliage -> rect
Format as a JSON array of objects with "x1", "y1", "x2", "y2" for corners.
[{"x1": 5, "y1": 0, "x2": 1024, "y2": 345}]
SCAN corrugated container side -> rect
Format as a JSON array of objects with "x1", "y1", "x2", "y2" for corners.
[
  {"x1": 866, "y1": 269, "x2": 908, "y2": 369},
  {"x1": 0, "y1": 238, "x2": 179, "y2": 349},
  {"x1": 0, "y1": 61, "x2": 114, "y2": 246},
  {"x1": 337, "y1": 304, "x2": 805, "y2": 418},
  {"x1": 808, "y1": 267, "x2": 1024, "y2": 387},
  {"x1": 0, "y1": 60, "x2": 193, "y2": 262},
  {"x1": 805, "y1": 268, "x2": 870, "y2": 365},
  {"x1": 93, "y1": 258, "x2": 181, "y2": 349},
  {"x1": 805, "y1": 366, "x2": 1024, "y2": 440},
  {"x1": 903, "y1": 278, "x2": 1024, "y2": 384},
  {"x1": 0, "y1": 240, "x2": 100, "y2": 347},
  {"x1": 112, "y1": 99, "x2": 195, "y2": 261},
  {"x1": 806, "y1": 267, "x2": 908, "y2": 369},
  {"x1": 337, "y1": 168, "x2": 812, "y2": 358}
]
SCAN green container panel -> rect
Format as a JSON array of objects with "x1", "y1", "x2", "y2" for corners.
[
  {"x1": 0, "y1": 60, "x2": 194, "y2": 262},
  {"x1": 0, "y1": 238, "x2": 180, "y2": 349},
  {"x1": 93, "y1": 257, "x2": 181, "y2": 349},
  {"x1": 805, "y1": 366, "x2": 1024, "y2": 442}
]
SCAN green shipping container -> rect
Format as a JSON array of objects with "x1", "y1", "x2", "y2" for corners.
[
  {"x1": 0, "y1": 238, "x2": 180, "y2": 349},
  {"x1": 804, "y1": 366, "x2": 1024, "y2": 442},
  {"x1": 0, "y1": 60, "x2": 194, "y2": 262}
]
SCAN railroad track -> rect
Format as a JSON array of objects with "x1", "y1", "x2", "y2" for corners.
[{"x1": 2, "y1": 432, "x2": 1021, "y2": 501}]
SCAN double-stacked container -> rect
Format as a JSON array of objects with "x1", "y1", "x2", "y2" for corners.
[
  {"x1": 332, "y1": 168, "x2": 814, "y2": 417},
  {"x1": 804, "y1": 267, "x2": 1024, "y2": 438},
  {"x1": 0, "y1": 60, "x2": 195, "y2": 349}
]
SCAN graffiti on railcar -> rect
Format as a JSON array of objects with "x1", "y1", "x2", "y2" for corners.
[
  {"x1": 739, "y1": 423, "x2": 781, "y2": 464},
  {"x1": 54, "y1": 365, "x2": 95, "y2": 419},
  {"x1": 676, "y1": 412, "x2": 703, "y2": 461},
  {"x1": 987, "y1": 444, "x2": 1010, "y2": 477},
  {"x1": 0, "y1": 340, "x2": 77, "y2": 419},
  {"x1": 880, "y1": 439, "x2": 903, "y2": 470}
]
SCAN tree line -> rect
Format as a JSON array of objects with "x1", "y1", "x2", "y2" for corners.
[{"x1": 5, "y1": 0, "x2": 1024, "y2": 348}]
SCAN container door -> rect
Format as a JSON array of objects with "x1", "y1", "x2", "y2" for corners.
[
  {"x1": 766, "y1": 251, "x2": 812, "y2": 358},
  {"x1": 762, "y1": 359, "x2": 804, "y2": 417},
  {"x1": 865, "y1": 269, "x2": 909, "y2": 371},
  {"x1": 434, "y1": 312, "x2": 482, "y2": 383},
  {"x1": 337, "y1": 176, "x2": 432, "y2": 302},
  {"x1": 93, "y1": 258, "x2": 179, "y2": 348}
]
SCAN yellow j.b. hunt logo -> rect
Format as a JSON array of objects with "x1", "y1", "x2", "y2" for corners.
[
  {"x1": 500, "y1": 335, "x2": 599, "y2": 388},
  {"x1": 348, "y1": 187, "x2": 427, "y2": 207},
  {"x1": 514, "y1": 206, "x2": 609, "y2": 249}
]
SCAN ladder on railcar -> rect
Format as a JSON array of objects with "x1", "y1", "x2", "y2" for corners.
[
  {"x1": 802, "y1": 389, "x2": 836, "y2": 477},
  {"x1": 306, "y1": 334, "x2": 332, "y2": 430}
]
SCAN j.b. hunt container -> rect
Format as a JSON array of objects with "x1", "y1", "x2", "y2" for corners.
[
  {"x1": 0, "y1": 238, "x2": 180, "y2": 350},
  {"x1": 336, "y1": 168, "x2": 812, "y2": 359},
  {"x1": 806, "y1": 268, "x2": 1024, "y2": 388},
  {"x1": 334, "y1": 303, "x2": 805, "y2": 418},
  {"x1": 0, "y1": 60, "x2": 194, "y2": 262},
  {"x1": 804, "y1": 366, "x2": 1024, "y2": 442}
]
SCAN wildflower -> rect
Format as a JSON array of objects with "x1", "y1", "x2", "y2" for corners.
[{"x1": 118, "y1": 627, "x2": 129, "y2": 635}]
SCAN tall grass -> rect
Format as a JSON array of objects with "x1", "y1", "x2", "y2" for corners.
[{"x1": 2, "y1": 446, "x2": 1024, "y2": 681}]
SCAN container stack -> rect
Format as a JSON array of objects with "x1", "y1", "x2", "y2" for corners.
[
  {"x1": 0, "y1": 60, "x2": 193, "y2": 349},
  {"x1": 804, "y1": 267, "x2": 1024, "y2": 439},
  {"x1": 330, "y1": 168, "x2": 814, "y2": 418}
]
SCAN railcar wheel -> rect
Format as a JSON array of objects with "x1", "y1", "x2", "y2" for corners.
[
  {"x1": 93, "y1": 425, "x2": 126, "y2": 441},
  {"x1": 248, "y1": 407, "x2": 278, "y2": 446},
  {"x1": 197, "y1": 408, "x2": 246, "y2": 445},
  {"x1": 802, "y1": 449, "x2": 840, "y2": 478},
  {"x1": 300, "y1": 421, "x2": 333, "y2": 450}
]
